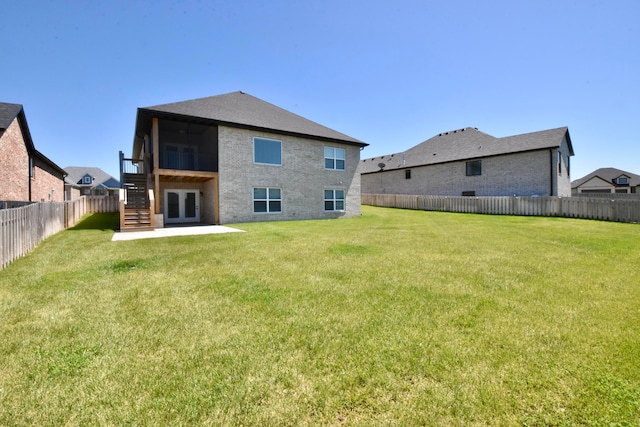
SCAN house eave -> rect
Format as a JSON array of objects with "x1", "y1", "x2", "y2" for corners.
[
  {"x1": 134, "y1": 108, "x2": 368, "y2": 151},
  {"x1": 360, "y1": 146, "x2": 556, "y2": 175}
]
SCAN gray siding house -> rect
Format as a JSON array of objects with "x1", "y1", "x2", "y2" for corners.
[
  {"x1": 64, "y1": 166, "x2": 121, "y2": 200},
  {"x1": 359, "y1": 127, "x2": 574, "y2": 197},
  {"x1": 121, "y1": 91, "x2": 367, "y2": 230},
  {"x1": 571, "y1": 168, "x2": 640, "y2": 195}
]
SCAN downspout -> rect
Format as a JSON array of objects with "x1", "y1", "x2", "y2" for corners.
[
  {"x1": 549, "y1": 149, "x2": 554, "y2": 196},
  {"x1": 28, "y1": 156, "x2": 32, "y2": 202}
]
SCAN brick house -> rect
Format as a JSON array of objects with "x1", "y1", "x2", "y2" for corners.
[
  {"x1": 120, "y1": 91, "x2": 367, "y2": 230},
  {"x1": 0, "y1": 102, "x2": 65, "y2": 203},
  {"x1": 359, "y1": 127, "x2": 574, "y2": 197}
]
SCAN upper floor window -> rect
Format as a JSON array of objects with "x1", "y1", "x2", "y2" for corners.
[
  {"x1": 617, "y1": 177, "x2": 629, "y2": 185},
  {"x1": 324, "y1": 147, "x2": 345, "y2": 170},
  {"x1": 466, "y1": 160, "x2": 481, "y2": 176},
  {"x1": 405, "y1": 169, "x2": 412, "y2": 179},
  {"x1": 254, "y1": 137, "x2": 282, "y2": 165},
  {"x1": 83, "y1": 175, "x2": 92, "y2": 184},
  {"x1": 324, "y1": 189, "x2": 345, "y2": 211},
  {"x1": 558, "y1": 151, "x2": 562, "y2": 175},
  {"x1": 29, "y1": 158, "x2": 34, "y2": 178},
  {"x1": 253, "y1": 187, "x2": 282, "y2": 213}
]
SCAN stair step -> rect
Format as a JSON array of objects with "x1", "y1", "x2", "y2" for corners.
[{"x1": 120, "y1": 173, "x2": 152, "y2": 231}]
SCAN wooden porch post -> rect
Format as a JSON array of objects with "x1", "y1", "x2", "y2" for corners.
[{"x1": 152, "y1": 118, "x2": 161, "y2": 214}]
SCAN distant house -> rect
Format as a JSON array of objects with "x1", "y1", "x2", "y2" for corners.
[
  {"x1": 571, "y1": 168, "x2": 640, "y2": 195},
  {"x1": 120, "y1": 91, "x2": 367, "y2": 230},
  {"x1": 359, "y1": 126, "x2": 574, "y2": 197},
  {"x1": 64, "y1": 166, "x2": 120, "y2": 200},
  {"x1": 0, "y1": 102, "x2": 65, "y2": 203}
]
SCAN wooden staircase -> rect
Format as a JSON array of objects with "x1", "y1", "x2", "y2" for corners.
[{"x1": 121, "y1": 173, "x2": 154, "y2": 231}]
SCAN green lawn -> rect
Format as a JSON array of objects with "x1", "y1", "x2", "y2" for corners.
[{"x1": 1, "y1": 206, "x2": 639, "y2": 426}]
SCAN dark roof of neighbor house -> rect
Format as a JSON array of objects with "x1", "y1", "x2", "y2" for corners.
[
  {"x1": 133, "y1": 91, "x2": 367, "y2": 156},
  {"x1": 571, "y1": 167, "x2": 640, "y2": 189},
  {"x1": 0, "y1": 102, "x2": 66, "y2": 176},
  {"x1": 64, "y1": 167, "x2": 121, "y2": 189},
  {"x1": 359, "y1": 126, "x2": 573, "y2": 174}
]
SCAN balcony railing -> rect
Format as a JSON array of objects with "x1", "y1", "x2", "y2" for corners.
[{"x1": 160, "y1": 151, "x2": 215, "y2": 172}]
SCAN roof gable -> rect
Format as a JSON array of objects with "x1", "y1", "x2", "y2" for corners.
[
  {"x1": 572, "y1": 167, "x2": 640, "y2": 188},
  {"x1": 64, "y1": 167, "x2": 120, "y2": 188},
  {"x1": 0, "y1": 102, "x2": 66, "y2": 177},
  {"x1": 0, "y1": 102, "x2": 23, "y2": 131},
  {"x1": 137, "y1": 91, "x2": 366, "y2": 146},
  {"x1": 575, "y1": 175, "x2": 613, "y2": 189}
]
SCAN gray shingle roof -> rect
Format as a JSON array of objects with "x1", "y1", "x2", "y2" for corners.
[
  {"x1": 571, "y1": 167, "x2": 640, "y2": 188},
  {"x1": 64, "y1": 167, "x2": 120, "y2": 189},
  {"x1": 0, "y1": 102, "x2": 23, "y2": 131},
  {"x1": 1, "y1": 102, "x2": 66, "y2": 176},
  {"x1": 137, "y1": 91, "x2": 367, "y2": 146},
  {"x1": 359, "y1": 126, "x2": 573, "y2": 174}
]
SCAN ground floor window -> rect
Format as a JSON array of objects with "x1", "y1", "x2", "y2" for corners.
[
  {"x1": 253, "y1": 187, "x2": 282, "y2": 213},
  {"x1": 324, "y1": 189, "x2": 345, "y2": 211}
]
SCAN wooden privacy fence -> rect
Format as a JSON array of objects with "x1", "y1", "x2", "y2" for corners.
[
  {"x1": 1, "y1": 195, "x2": 119, "y2": 270},
  {"x1": 65, "y1": 195, "x2": 119, "y2": 228},
  {"x1": 362, "y1": 194, "x2": 640, "y2": 224}
]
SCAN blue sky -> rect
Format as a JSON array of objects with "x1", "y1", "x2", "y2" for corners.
[{"x1": 2, "y1": 0, "x2": 638, "y2": 180}]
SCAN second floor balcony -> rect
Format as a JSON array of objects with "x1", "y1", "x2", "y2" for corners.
[{"x1": 160, "y1": 148, "x2": 216, "y2": 172}]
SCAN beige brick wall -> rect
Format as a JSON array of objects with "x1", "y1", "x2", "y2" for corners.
[
  {"x1": 0, "y1": 119, "x2": 30, "y2": 201},
  {"x1": 218, "y1": 126, "x2": 362, "y2": 223},
  {"x1": 362, "y1": 149, "x2": 570, "y2": 197}
]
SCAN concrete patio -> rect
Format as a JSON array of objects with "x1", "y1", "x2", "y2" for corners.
[{"x1": 112, "y1": 225, "x2": 244, "y2": 241}]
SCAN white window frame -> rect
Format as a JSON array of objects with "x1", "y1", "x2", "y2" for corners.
[
  {"x1": 324, "y1": 189, "x2": 345, "y2": 212},
  {"x1": 253, "y1": 187, "x2": 282, "y2": 214},
  {"x1": 83, "y1": 175, "x2": 92, "y2": 184},
  {"x1": 324, "y1": 147, "x2": 346, "y2": 170},
  {"x1": 253, "y1": 137, "x2": 282, "y2": 166}
]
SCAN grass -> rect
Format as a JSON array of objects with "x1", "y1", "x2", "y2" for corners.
[{"x1": 1, "y1": 206, "x2": 639, "y2": 426}]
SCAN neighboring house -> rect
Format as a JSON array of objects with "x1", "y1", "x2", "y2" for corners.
[
  {"x1": 571, "y1": 168, "x2": 640, "y2": 195},
  {"x1": 64, "y1": 166, "x2": 121, "y2": 200},
  {"x1": 120, "y1": 91, "x2": 367, "y2": 230},
  {"x1": 359, "y1": 126, "x2": 574, "y2": 197},
  {"x1": 0, "y1": 102, "x2": 65, "y2": 203}
]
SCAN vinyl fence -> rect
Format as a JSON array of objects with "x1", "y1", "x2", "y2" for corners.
[
  {"x1": 1, "y1": 195, "x2": 119, "y2": 270},
  {"x1": 362, "y1": 194, "x2": 640, "y2": 224}
]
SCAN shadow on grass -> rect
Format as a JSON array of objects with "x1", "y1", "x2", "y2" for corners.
[{"x1": 69, "y1": 213, "x2": 120, "y2": 231}]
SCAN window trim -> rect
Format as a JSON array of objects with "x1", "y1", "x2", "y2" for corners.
[
  {"x1": 466, "y1": 160, "x2": 482, "y2": 176},
  {"x1": 253, "y1": 187, "x2": 282, "y2": 214},
  {"x1": 324, "y1": 189, "x2": 345, "y2": 212},
  {"x1": 253, "y1": 137, "x2": 282, "y2": 166},
  {"x1": 324, "y1": 146, "x2": 346, "y2": 170}
]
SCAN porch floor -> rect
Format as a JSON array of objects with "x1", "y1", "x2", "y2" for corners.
[{"x1": 112, "y1": 225, "x2": 244, "y2": 241}]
